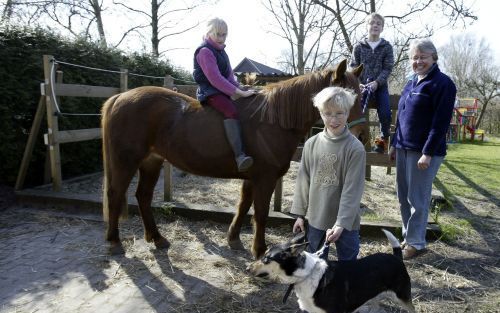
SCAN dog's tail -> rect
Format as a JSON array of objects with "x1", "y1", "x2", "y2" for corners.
[{"x1": 381, "y1": 229, "x2": 403, "y2": 259}]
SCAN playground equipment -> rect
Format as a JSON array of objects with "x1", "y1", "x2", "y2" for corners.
[{"x1": 448, "y1": 98, "x2": 485, "y2": 142}]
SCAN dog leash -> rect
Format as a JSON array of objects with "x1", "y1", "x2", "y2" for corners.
[{"x1": 282, "y1": 284, "x2": 294, "y2": 304}]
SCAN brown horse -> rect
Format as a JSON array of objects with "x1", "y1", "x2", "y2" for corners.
[{"x1": 101, "y1": 59, "x2": 366, "y2": 258}]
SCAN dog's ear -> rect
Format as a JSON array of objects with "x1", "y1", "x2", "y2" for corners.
[{"x1": 289, "y1": 241, "x2": 308, "y2": 256}]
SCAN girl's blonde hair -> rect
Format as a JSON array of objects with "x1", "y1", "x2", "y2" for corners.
[
  {"x1": 313, "y1": 87, "x2": 356, "y2": 113},
  {"x1": 206, "y1": 18, "x2": 228, "y2": 37}
]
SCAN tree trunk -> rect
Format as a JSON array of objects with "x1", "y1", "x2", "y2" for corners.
[
  {"x1": 1, "y1": 0, "x2": 13, "y2": 22},
  {"x1": 89, "y1": 0, "x2": 107, "y2": 47},
  {"x1": 475, "y1": 101, "x2": 489, "y2": 129},
  {"x1": 151, "y1": 0, "x2": 160, "y2": 58}
]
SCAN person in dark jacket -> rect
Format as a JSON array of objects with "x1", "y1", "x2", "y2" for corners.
[
  {"x1": 389, "y1": 39, "x2": 457, "y2": 260},
  {"x1": 350, "y1": 13, "x2": 394, "y2": 153},
  {"x1": 193, "y1": 18, "x2": 255, "y2": 172}
]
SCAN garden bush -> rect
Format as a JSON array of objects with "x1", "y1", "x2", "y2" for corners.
[{"x1": 0, "y1": 25, "x2": 192, "y2": 186}]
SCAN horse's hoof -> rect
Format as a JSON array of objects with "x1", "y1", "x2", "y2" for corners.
[
  {"x1": 228, "y1": 239, "x2": 245, "y2": 251},
  {"x1": 109, "y1": 243, "x2": 125, "y2": 255},
  {"x1": 154, "y1": 237, "x2": 171, "y2": 250}
]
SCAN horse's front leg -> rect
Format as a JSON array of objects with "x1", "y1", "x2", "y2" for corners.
[
  {"x1": 228, "y1": 180, "x2": 253, "y2": 250},
  {"x1": 250, "y1": 177, "x2": 277, "y2": 259}
]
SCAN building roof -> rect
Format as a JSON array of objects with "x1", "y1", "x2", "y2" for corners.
[{"x1": 233, "y1": 57, "x2": 288, "y2": 75}]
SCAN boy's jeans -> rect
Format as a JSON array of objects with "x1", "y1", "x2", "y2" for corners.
[
  {"x1": 370, "y1": 84, "x2": 391, "y2": 139},
  {"x1": 306, "y1": 224, "x2": 359, "y2": 261}
]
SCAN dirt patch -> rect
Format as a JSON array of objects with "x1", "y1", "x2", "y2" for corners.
[
  {"x1": 167, "y1": 162, "x2": 403, "y2": 225},
  {"x1": 7, "y1": 162, "x2": 500, "y2": 312}
]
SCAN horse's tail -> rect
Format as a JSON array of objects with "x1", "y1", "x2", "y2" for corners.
[{"x1": 101, "y1": 94, "x2": 128, "y2": 222}]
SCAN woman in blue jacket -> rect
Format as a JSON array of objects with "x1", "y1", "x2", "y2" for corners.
[{"x1": 389, "y1": 39, "x2": 456, "y2": 260}]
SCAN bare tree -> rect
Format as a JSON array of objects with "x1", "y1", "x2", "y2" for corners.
[
  {"x1": 262, "y1": 0, "x2": 476, "y2": 77},
  {"x1": 441, "y1": 34, "x2": 500, "y2": 129},
  {"x1": 311, "y1": 0, "x2": 477, "y2": 66},
  {"x1": 263, "y1": 0, "x2": 339, "y2": 75},
  {"x1": 1, "y1": 0, "x2": 108, "y2": 46},
  {"x1": 113, "y1": 0, "x2": 210, "y2": 58}
]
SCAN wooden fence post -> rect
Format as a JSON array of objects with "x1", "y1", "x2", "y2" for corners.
[
  {"x1": 43, "y1": 55, "x2": 63, "y2": 191},
  {"x1": 120, "y1": 69, "x2": 128, "y2": 92},
  {"x1": 163, "y1": 75, "x2": 174, "y2": 201},
  {"x1": 273, "y1": 178, "x2": 283, "y2": 212}
]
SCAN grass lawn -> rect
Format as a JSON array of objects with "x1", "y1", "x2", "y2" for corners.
[
  {"x1": 433, "y1": 135, "x2": 500, "y2": 239},
  {"x1": 436, "y1": 136, "x2": 500, "y2": 200}
]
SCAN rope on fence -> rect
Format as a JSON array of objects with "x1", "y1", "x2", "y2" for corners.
[
  {"x1": 54, "y1": 58, "x2": 196, "y2": 83},
  {"x1": 48, "y1": 57, "x2": 197, "y2": 117}
]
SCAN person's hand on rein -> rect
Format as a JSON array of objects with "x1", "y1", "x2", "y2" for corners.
[
  {"x1": 366, "y1": 80, "x2": 378, "y2": 91},
  {"x1": 231, "y1": 88, "x2": 255, "y2": 100}
]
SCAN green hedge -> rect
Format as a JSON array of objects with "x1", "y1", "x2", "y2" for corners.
[{"x1": 0, "y1": 26, "x2": 193, "y2": 187}]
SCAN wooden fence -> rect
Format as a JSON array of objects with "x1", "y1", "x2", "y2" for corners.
[
  {"x1": 15, "y1": 55, "x2": 195, "y2": 195},
  {"x1": 16, "y1": 55, "x2": 399, "y2": 212}
]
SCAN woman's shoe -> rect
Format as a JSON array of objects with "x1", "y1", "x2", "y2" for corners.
[{"x1": 403, "y1": 245, "x2": 427, "y2": 260}]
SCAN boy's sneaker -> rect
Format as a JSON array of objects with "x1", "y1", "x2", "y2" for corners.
[{"x1": 373, "y1": 138, "x2": 387, "y2": 154}]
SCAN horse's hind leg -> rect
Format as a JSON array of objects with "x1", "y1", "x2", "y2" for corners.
[
  {"x1": 136, "y1": 154, "x2": 170, "y2": 250},
  {"x1": 228, "y1": 180, "x2": 253, "y2": 250}
]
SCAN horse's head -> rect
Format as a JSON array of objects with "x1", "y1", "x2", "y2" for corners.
[{"x1": 326, "y1": 60, "x2": 368, "y2": 145}]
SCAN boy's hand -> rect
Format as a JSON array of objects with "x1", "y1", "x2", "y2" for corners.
[
  {"x1": 293, "y1": 217, "x2": 305, "y2": 234},
  {"x1": 366, "y1": 80, "x2": 378, "y2": 91},
  {"x1": 326, "y1": 225, "x2": 344, "y2": 243}
]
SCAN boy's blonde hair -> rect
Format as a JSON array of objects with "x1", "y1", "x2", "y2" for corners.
[
  {"x1": 206, "y1": 18, "x2": 228, "y2": 37},
  {"x1": 366, "y1": 12, "x2": 384, "y2": 27},
  {"x1": 313, "y1": 87, "x2": 357, "y2": 113}
]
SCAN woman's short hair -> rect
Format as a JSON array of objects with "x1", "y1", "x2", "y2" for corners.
[
  {"x1": 409, "y1": 39, "x2": 439, "y2": 61},
  {"x1": 366, "y1": 12, "x2": 385, "y2": 27},
  {"x1": 206, "y1": 18, "x2": 228, "y2": 36},
  {"x1": 313, "y1": 87, "x2": 357, "y2": 113}
]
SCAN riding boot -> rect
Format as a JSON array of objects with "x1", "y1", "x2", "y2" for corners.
[{"x1": 223, "y1": 119, "x2": 254, "y2": 172}]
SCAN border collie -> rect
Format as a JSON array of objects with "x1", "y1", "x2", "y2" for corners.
[{"x1": 247, "y1": 229, "x2": 416, "y2": 313}]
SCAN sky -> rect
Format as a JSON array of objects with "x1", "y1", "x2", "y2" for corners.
[{"x1": 108, "y1": 0, "x2": 500, "y2": 73}]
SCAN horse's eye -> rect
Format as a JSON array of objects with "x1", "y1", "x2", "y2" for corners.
[{"x1": 262, "y1": 256, "x2": 270, "y2": 264}]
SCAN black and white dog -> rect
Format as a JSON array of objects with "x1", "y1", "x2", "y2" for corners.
[{"x1": 247, "y1": 229, "x2": 416, "y2": 313}]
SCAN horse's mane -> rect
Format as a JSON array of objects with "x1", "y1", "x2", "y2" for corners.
[{"x1": 259, "y1": 68, "x2": 335, "y2": 129}]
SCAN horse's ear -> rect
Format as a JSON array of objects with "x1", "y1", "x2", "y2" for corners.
[
  {"x1": 352, "y1": 63, "x2": 363, "y2": 78},
  {"x1": 333, "y1": 59, "x2": 347, "y2": 83}
]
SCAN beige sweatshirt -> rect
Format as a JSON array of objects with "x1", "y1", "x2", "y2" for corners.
[{"x1": 289, "y1": 128, "x2": 366, "y2": 231}]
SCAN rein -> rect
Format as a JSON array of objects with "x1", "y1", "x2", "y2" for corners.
[{"x1": 348, "y1": 117, "x2": 367, "y2": 128}]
